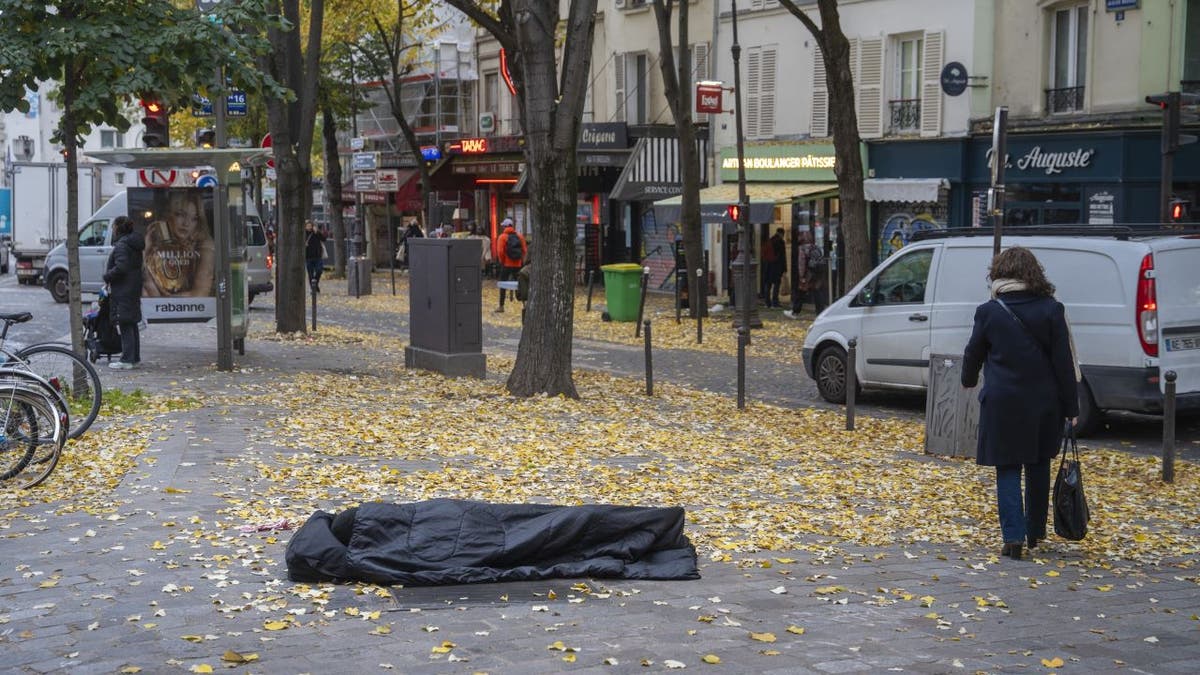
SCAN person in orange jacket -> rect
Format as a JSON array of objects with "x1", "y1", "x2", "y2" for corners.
[{"x1": 496, "y1": 218, "x2": 526, "y2": 312}]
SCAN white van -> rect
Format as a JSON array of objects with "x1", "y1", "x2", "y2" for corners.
[
  {"x1": 43, "y1": 190, "x2": 273, "y2": 304},
  {"x1": 801, "y1": 228, "x2": 1200, "y2": 433}
]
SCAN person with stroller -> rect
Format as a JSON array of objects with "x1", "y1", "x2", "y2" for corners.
[{"x1": 103, "y1": 216, "x2": 144, "y2": 370}]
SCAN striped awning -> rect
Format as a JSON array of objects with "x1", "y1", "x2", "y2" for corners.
[{"x1": 609, "y1": 136, "x2": 709, "y2": 202}]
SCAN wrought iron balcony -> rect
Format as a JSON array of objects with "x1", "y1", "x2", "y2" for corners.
[
  {"x1": 1183, "y1": 80, "x2": 1200, "y2": 96},
  {"x1": 888, "y1": 99, "x2": 921, "y2": 134},
  {"x1": 1045, "y1": 86, "x2": 1085, "y2": 114}
]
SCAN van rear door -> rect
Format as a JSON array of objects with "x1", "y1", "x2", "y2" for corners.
[{"x1": 1152, "y1": 237, "x2": 1200, "y2": 395}]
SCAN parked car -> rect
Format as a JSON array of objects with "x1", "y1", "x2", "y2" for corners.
[{"x1": 801, "y1": 227, "x2": 1200, "y2": 434}]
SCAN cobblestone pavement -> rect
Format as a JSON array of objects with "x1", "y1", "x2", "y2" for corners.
[{"x1": 2, "y1": 290, "x2": 1197, "y2": 674}]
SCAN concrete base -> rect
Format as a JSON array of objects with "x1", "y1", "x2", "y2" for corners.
[{"x1": 404, "y1": 345, "x2": 486, "y2": 379}]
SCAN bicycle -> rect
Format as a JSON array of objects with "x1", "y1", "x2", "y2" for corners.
[
  {"x1": 0, "y1": 312, "x2": 102, "y2": 439},
  {"x1": 0, "y1": 367, "x2": 68, "y2": 488}
]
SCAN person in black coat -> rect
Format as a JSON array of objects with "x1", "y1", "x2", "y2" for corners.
[
  {"x1": 304, "y1": 220, "x2": 327, "y2": 292},
  {"x1": 962, "y1": 246, "x2": 1079, "y2": 560},
  {"x1": 103, "y1": 216, "x2": 144, "y2": 370}
]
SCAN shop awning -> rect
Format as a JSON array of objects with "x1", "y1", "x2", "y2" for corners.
[
  {"x1": 610, "y1": 136, "x2": 709, "y2": 202},
  {"x1": 863, "y1": 178, "x2": 948, "y2": 203},
  {"x1": 652, "y1": 182, "x2": 839, "y2": 225}
]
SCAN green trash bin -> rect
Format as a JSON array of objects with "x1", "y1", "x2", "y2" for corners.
[{"x1": 601, "y1": 263, "x2": 644, "y2": 322}]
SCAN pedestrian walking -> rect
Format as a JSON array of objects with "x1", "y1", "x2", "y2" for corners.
[
  {"x1": 495, "y1": 218, "x2": 526, "y2": 312},
  {"x1": 792, "y1": 231, "x2": 826, "y2": 315},
  {"x1": 961, "y1": 246, "x2": 1079, "y2": 561},
  {"x1": 765, "y1": 228, "x2": 786, "y2": 308},
  {"x1": 102, "y1": 216, "x2": 144, "y2": 370},
  {"x1": 304, "y1": 220, "x2": 327, "y2": 292}
]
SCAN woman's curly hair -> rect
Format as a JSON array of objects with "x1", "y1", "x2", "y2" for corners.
[{"x1": 989, "y1": 246, "x2": 1055, "y2": 296}]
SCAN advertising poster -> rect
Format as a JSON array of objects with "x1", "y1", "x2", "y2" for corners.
[
  {"x1": 0, "y1": 188, "x2": 11, "y2": 237},
  {"x1": 128, "y1": 188, "x2": 216, "y2": 321}
]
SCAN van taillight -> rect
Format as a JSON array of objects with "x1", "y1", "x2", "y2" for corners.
[
  {"x1": 266, "y1": 254, "x2": 273, "y2": 270},
  {"x1": 1136, "y1": 253, "x2": 1158, "y2": 357}
]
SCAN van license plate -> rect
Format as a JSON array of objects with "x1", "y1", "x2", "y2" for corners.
[{"x1": 1165, "y1": 336, "x2": 1200, "y2": 352}]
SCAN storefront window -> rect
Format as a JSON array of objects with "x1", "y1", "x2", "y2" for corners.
[{"x1": 1007, "y1": 183, "x2": 1082, "y2": 202}]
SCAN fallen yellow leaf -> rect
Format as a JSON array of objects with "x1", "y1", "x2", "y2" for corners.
[
  {"x1": 190, "y1": 666, "x2": 213, "y2": 674},
  {"x1": 702, "y1": 654, "x2": 721, "y2": 664},
  {"x1": 786, "y1": 625, "x2": 806, "y2": 635},
  {"x1": 221, "y1": 651, "x2": 259, "y2": 663},
  {"x1": 750, "y1": 632, "x2": 777, "y2": 643},
  {"x1": 262, "y1": 621, "x2": 288, "y2": 631},
  {"x1": 1041, "y1": 657, "x2": 1065, "y2": 668}
]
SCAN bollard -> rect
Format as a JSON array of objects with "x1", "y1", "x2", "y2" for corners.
[
  {"x1": 845, "y1": 338, "x2": 857, "y2": 431},
  {"x1": 310, "y1": 278, "x2": 318, "y2": 331},
  {"x1": 737, "y1": 327, "x2": 748, "y2": 410},
  {"x1": 635, "y1": 266, "x2": 650, "y2": 337},
  {"x1": 1163, "y1": 370, "x2": 1177, "y2": 483},
  {"x1": 696, "y1": 269, "x2": 705, "y2": 345},
  {"x1": 644, "y1": 320, "x2": 653, "y2": 396},
  {"x1": 586, "y1": 270, "x2": 595, "y2": 312},
  {"x1": 675, "y1": 270, "x2": 682, "y2": 325}
]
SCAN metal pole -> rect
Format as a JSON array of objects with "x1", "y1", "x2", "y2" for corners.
[
  {"x1": 644, "y1": 320, "x2": 653, "y2": 396},
  {"x1": 846, "y1": 338, "x2": 858, "y2": 431},
  {"x1": 389, "y1": 219, "x2": 396, "y2": 296},
  {"x1": 989, "y1": 107, "x2": 1008, "y2": 257},
  {"x1": 696, "y1": 268, "x2": 704, "y2": 345},
  {"x1": 736, "y1": 326, "x2": 747, "y2": 410},
  {"x1": 1163, "y1": 370, "x2": 1177, "y2": 483},
  {"x1": 635, "y1": 266, "x2": 650, "y2": 337},
  {"x1": 311, "y1": 279, "x2": 318, "y2": 331},
  {"x1": 586, "y1": 269, "x2": 595, "y2": 312},
  {"x1": 731, "y1": 0, "x2": 752, "y2": 344},
  {"x1": 1159, "y1": 92, "x2": 1179, "y2": 224},
  {"x1": 675, "y1": 254, "x2": 682, "y2": 324},
  {"x1": 214, "y1": 65, "x2": 233, "y2": 371}
]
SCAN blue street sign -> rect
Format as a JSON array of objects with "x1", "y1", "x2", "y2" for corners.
[
  {"x1": 196, "y1": 175, "x2": 218, "y2": 189},
  {"x1": 226, "y1": 91, "x2": 247, "y2": 116},
  {"x1": 420, "y1": 146, "x2": 443, "y2": 161},
  {"x1": 191, "y1": 91, "x2": 247, "y2": 117}
]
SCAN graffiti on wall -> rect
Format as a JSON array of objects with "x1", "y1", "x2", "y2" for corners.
[{"x1": 878, "y1": 209, "x2": 945, "y2": 260}]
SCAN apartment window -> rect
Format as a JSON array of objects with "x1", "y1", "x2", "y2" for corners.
[
  {"x1": 100, "y1": 129, "x2": 124, "y2": 148},
  {"x1": 1046, "y1": 4, "x2": 1088, "y2": 113},
  {"x1": 623, "y1": 53, "x2": 648, "y2": 124},
  {"x1": 889, "y1": 36, "x2": 922, "y2": 133},
  {"x1": 746, "y1": 46, "x2": 777, "y2": 139},
  {"x1": 484, "y1": 72, "x2": 499, "y2": 113}
]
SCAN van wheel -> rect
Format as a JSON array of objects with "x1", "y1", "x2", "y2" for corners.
[
  {"x1": 816, "y1": 345, "x2": 853, "y2": 404},
  {"x1": 46, "y1": 270, "x2": 69, "y2": 304},
  {"x1": 1074, "y1": 379, "x2": 1102, "y2": 437}
]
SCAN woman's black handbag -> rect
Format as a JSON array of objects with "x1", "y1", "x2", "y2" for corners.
[{"x1": 1053, "y1": 424, "x2": 1090, "y2": 541}]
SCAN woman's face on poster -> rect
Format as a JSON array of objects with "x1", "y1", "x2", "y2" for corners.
[{"x1": 170, "y1": 198, "x2": 201, "y2": 240}]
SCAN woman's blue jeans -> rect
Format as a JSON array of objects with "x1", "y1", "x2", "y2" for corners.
[{"x1": 995, "y1": 457, "x2": 1052, "y2": 544}]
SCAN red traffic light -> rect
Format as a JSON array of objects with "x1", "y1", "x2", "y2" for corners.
[
  {"x1": 1170, "y1": 200, "x2": 1186, "y2": 222},
  {"x1": 727, "y1": 204, "x2": 741, "y2": 222},
  {"x1": 139, "y1": 98, "x2": 170, "y2": 148},
  {"x1": 141, "y1": 99, "x2": 162, "y2": 113}
]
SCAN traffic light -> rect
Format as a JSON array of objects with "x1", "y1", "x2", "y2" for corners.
[
  {"x1": 727, "y1": 204, "x2": 741, "y2": 222},
  {"x1": 195, "y1": 128, "x2": 215, "y2": 148},
  {"x1": 1169, "y1": 199, "x2": 1190, "y2": 223},
  {"x1": 1145, "y1": 92, "x2": 1200, "y2": 152},
  {"x1": 140, "y1": 99, "x2": 170, "y2": 148}
]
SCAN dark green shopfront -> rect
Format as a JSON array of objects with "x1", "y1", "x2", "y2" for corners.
[{"x1": 866, "y1": 130, "x2": 1200, "y2": 263}]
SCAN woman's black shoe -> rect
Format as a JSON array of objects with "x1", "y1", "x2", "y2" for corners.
[
  {"x1": 1001, "y1": 542, "x2": 1023, "y2": 560},
  {"x1": 1027, "y1": 535, "x2": 1043, "y2": 550}
]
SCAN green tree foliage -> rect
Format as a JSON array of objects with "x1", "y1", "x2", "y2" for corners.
[{"x1": 0, "y1": 0, "x2": 283, "y2": 351}]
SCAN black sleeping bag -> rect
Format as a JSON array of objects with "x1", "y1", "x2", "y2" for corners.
[{"x1": 284, "y1": 499, "x2": 700, "y2": 585}]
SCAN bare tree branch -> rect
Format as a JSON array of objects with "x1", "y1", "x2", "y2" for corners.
[
  {"x1": 443, "y1": 0, "x2": 518, "y2": 54},
  {"x1": 777, "y1": 0, "x2": 825, "y2": 51},
  {"x1": 553, "y1": 0, "x2": 599, "y2": 150}
]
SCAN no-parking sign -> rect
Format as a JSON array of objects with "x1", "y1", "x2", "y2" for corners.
[{"x1": 138, "y1": 168, "x2": 177, "y2": 188}]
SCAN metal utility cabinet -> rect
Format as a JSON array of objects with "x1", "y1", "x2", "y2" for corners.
[
  {"x1": 405, "y1": 238, "x2": 485, "y2": 378},
  {"x1": 924, "y1": 354, "x2": 981, "y2": 458}
]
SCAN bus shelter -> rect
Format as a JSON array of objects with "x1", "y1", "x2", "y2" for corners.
[{"x1": 85, "y1": 148, "x2": 271, "y2": 371}]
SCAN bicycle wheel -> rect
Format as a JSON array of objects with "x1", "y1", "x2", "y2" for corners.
[
  {"x1": 7, "y1": 388, "x2": 65, "y2": 489},
  {"x1": 1, "y1": 395, "x2": 39, "y2": 481},
  {"x1": 15, "y1": 344, "x2": 101, "y2": 439}
]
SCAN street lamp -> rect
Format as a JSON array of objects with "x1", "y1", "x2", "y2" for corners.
[{"x1": 729, "y1": 0, "x2": 760, "y2": 334}]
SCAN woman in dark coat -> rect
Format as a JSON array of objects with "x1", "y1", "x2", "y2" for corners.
[
  {"x1": 961, "y1": 246, "x2": 1078, "y2": 560},
  {"x1": 103, "y1": 216, "x2": 144, "y2": 370}
]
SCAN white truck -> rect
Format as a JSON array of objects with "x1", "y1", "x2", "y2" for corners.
[{"x1": 9, "y1": 162, "x2": 98, "y2": 285}]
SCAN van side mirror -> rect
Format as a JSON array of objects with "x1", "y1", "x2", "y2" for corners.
[{"x1": 857, "y1": 286, "x2": 874, "y2": 306}]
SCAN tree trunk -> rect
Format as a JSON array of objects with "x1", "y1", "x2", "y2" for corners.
[
  {"x1": 779, "y1": 0, "x2": 870, "y2": 286},
  {"x1": 652, "y1": 0, "x2": 706, "y2": 318},
  {"x1": 821, "y1": 23, "x2": 869, "y2": 286},
  {"x1": 322, "y1": 106, "x2": 346, "y2": 277}
]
